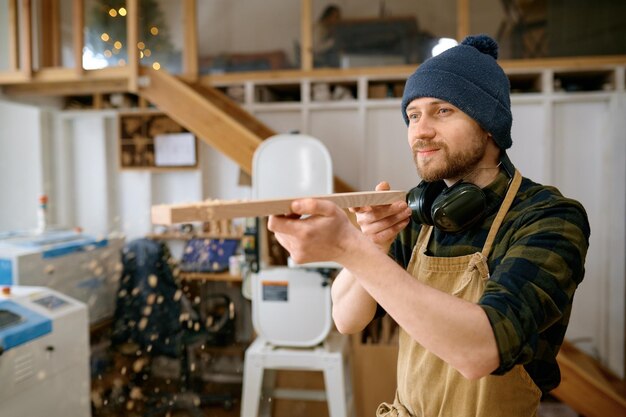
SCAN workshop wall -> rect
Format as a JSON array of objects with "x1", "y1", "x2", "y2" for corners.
[{"x1": 0, "y1": 99, "x2": 50, "y2": 231}]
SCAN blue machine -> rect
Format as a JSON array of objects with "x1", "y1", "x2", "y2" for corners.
[
  {"x1": 0, "y1": 286, "x2": 90, "y2": 417},
  {"x1": 0, "y1": 229, "x2": 123, "y2": 324}
]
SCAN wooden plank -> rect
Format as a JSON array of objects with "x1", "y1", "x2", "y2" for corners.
[
  {"x1": 179, "y1": 272, "x2": 242, "y2": 283},
  {"x1": 552, "y1": 341, "x2": 626, "y2": 417},
  {"x1": 40, "y1": 0, "x2": 61, "y2": 67},
  {"x1": 200, "y1": 56, "x2": 626, "y2": 85},
  {"x1": 72, "y1": 0, "x2": 83, "y2": 75},
  {"x1": 151, "y1": 190, "x2": 406, "y2": 224},
  {"x1": 126, "y1": 0, "x2": 139, "y2": 92},
  {"x1": 50, "y1": 0, "x2": 61, "y2": 67},
  {"x1": 300, "y1": 0, "x2": 313, "y2": 70},
  {"x1": 182, "y1": 0, "x2": 198, "y2": 81},
  {"x1": 146, "y1": 233, "x2": 242, "y2": 241},
  {"x1": 0, "y1": 71, "x2": 29, "y2": 84},
  {"x1": 20, "y1": 0, "x2": 32, "y2": 78},
  {"x1": 456, "y1": 0, "x2": 470, "y2": 40},
  {"x1": 92, "y1": 93, "x2": 104, "y2": 109},
  {"x1": 3, "y1": 78, "x2": 129, "y2": 96},
  {"x1": 8, "y1": 0, "x2": 18, "y2": 71}
]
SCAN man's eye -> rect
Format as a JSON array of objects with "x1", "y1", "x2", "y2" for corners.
[{"x1": 438, "y1": 108, "x2": 451, "y2": 114}]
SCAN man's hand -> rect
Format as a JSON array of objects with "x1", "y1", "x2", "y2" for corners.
[
  {"x1": 350, "y1": 182, "x2": 412, "y2": 252},
  {"x1": 268, "y1": 198, "x2": 363, "y2": 265}
]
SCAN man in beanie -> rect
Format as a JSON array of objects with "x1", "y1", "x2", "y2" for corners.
[{"x1": 268, "y1": 34, "x2": 589, "y2": 417}]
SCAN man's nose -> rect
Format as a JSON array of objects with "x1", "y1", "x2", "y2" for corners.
[{"x1": 412, "y1": 116, "x2": 436, "y2": 139}]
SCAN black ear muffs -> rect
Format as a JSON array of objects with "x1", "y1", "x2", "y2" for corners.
[
  {"x1": 430, "y1": 181, "x2": 486, "y2": 233},
  {"x1": 406, "y1": 180, "x2": 446, "y2": 225},
  {"x1": 405, "y1": 152, "x2": 515, "y2": 234},
  {"x1": 406, "y1": 180, "x2": 486, "y2": 233}
]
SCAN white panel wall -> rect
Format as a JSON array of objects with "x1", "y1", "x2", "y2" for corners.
[
  {"x1": 199, "y1": 143, "x2": 252, "y2": 202},
  {"x1": 51, "y1": 113, "x2": 254, "y2": 242},
  {"x1": 71, "y1": 116, "x2": 111, "y2": 236},
  {"x1": 552, "y1": 98, "x2": 624, "y2": 375},
  {"x1": 0, "y1": 100, "x2": 45, "y2": 232},
  {"x1": 118, "y1": 171, "x2": 152, "y2": 240},
  {"x1": 508, "y1": 100, "x2": 549, "y2": 183},
  {"x1": 254, "y1": 110, "x2": 302, "y2": 136},
  {"x1": 364, "y1": 107, "x2": 417, "y2": 192},
  {"x1": 309, "y1": 109, "x2": 362, "y2": 190}
]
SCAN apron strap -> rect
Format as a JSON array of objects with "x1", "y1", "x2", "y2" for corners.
[
  {"x1": 416, "y1": 224, "x2": 433, "y2": 254},
  {"x1": 481, "y1": 169, "x2": 522, "y2": 258}
]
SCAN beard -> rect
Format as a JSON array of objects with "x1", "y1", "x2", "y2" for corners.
[{"x1": 412, "y1": 135, "x2": 488, "y2": 182}]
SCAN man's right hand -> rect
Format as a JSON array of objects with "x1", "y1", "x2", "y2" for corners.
[{"x1": 350, "y1": 181, "x2": 412, "y2": 251}]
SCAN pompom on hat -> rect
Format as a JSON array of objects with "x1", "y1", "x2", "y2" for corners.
[{"x1": 401, "y1": 34, "x2": 512, "y2": 150}]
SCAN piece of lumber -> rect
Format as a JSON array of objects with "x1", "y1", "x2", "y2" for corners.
[
  {"x1": 151, "y1": 190, "x2": 406, "y2": 224},
  {"x1": 552, "y1": 340, "x2": 626, "y2": 417}
]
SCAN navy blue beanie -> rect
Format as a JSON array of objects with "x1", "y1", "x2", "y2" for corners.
[{"x1": 401, "y1": 34, "x2": 512, "y2": 150}]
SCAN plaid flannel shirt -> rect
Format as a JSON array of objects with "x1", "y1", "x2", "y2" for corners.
[{"x1": 389, "y1": 170, "x2": 590, "y2": 393}]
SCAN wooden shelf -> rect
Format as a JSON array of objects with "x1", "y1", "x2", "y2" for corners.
[
  {"x1": 118, "y1": 111, "x2": 198, "y2": 170},
  {"x1": 179, "y1": 271, "x2": 242, "y2": 283},
  {"x1": 146, "y1": 233, "x2": 242, "y2": 240}
]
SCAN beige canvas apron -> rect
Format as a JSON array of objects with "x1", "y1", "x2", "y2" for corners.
[{"x1": 376, "y1": 171, "x2": 541, "y2": 417}]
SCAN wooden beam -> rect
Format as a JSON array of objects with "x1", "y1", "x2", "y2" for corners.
[
  {"x1": 182, "y1": 0, "x2": 198, "y2": 81},
  {"x1": 92, "y1": 93, "x2": 104, "y2": 109},
  {"x1": 138, "y1": 66, "x2": 263, "y2": 174},
  {"x1": 72, "y1": 0, "x2": 83, "y2": 75},
  {"x1": 189, "y1": 83, "x2": 276, "y2": 139},
  {"x1": 8, "y1": 0, "x2": 18, "y2": 71},
  {"x1": 34, "y1": 65, "x2": 128, "y2": 81},
  {"x1": 20, "y1": 0, "x2": 33, "y2": 78},
  {"x1": 3, "y1": 78, "x2": 129, "y2": 96},
  {"x1": 126, "y1": 0, "x2": 139, "y2": 92},
  {"x1": 300, "y1": 0, "x2": 313, "y2": 70},
  {"x1": 456, "y1": 0, "x2": 470, "y2": 40},
  {"x1": 552, "y1": 341, "x2": 626, "y2": 417},
  {"x1": 0, "y1": 71, "x2": 29, "y2": 84},
  {"x1": 151, "y1": 190, "x2": 406, "y2": 224},
  {"x1": 198, "y1": 55, "x2": 626, "y2": 85},
  {"x1": 40, "y1": 0, "x2": 61, "y2": 67}
]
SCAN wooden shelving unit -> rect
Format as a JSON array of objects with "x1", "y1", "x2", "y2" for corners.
[
  {"x1": 118, "y1": 111, "x2": 198, "y2": 170},
  {"x1": 179, "y1": 271, "x2": 242, "y2": 283},
  {"x1": 146, "y1": 233, "x2": 243, "y2": 241}
]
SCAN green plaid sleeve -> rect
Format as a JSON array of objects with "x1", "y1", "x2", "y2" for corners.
[{"x1": 479, "y1": 196, "x2": 589, "y2": 386}]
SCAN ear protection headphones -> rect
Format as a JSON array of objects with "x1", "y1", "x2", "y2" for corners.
[{"x1": 406, "y1": 153, "x2": 516, "y2": 233}]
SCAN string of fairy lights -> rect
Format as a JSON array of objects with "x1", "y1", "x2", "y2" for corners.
[{"x1": 85, "y1": 2, "x2": 169, "y2": 71}]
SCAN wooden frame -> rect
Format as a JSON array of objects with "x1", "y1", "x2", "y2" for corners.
[
  {"x1": 182, "y1": 0, "x2": 198, "y2": 81},
  {"x1": 151, "y1": 190, "x2": 406, "y2": 224},
  {"x1": 39, "y1": 0, "x2": 61, "y2": 67},
  {"x1": 8, "y1": 0, "x2": 19, "y2": 71},
  {"x1": 126, "y1": 0, "x2": 139, "y2": 92},
  {"x1": 1, "y1": 0, "x2": 626, "y2": 88},
  {"x1": 19, "y1": 0, "x2": 32, "y2": 79},
  {"x1": 118, "y1": 111, "x2": 199, "y2": 170},
  {"x1": 72, "y1": 0, "x2": 83, "y2": 76}
]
